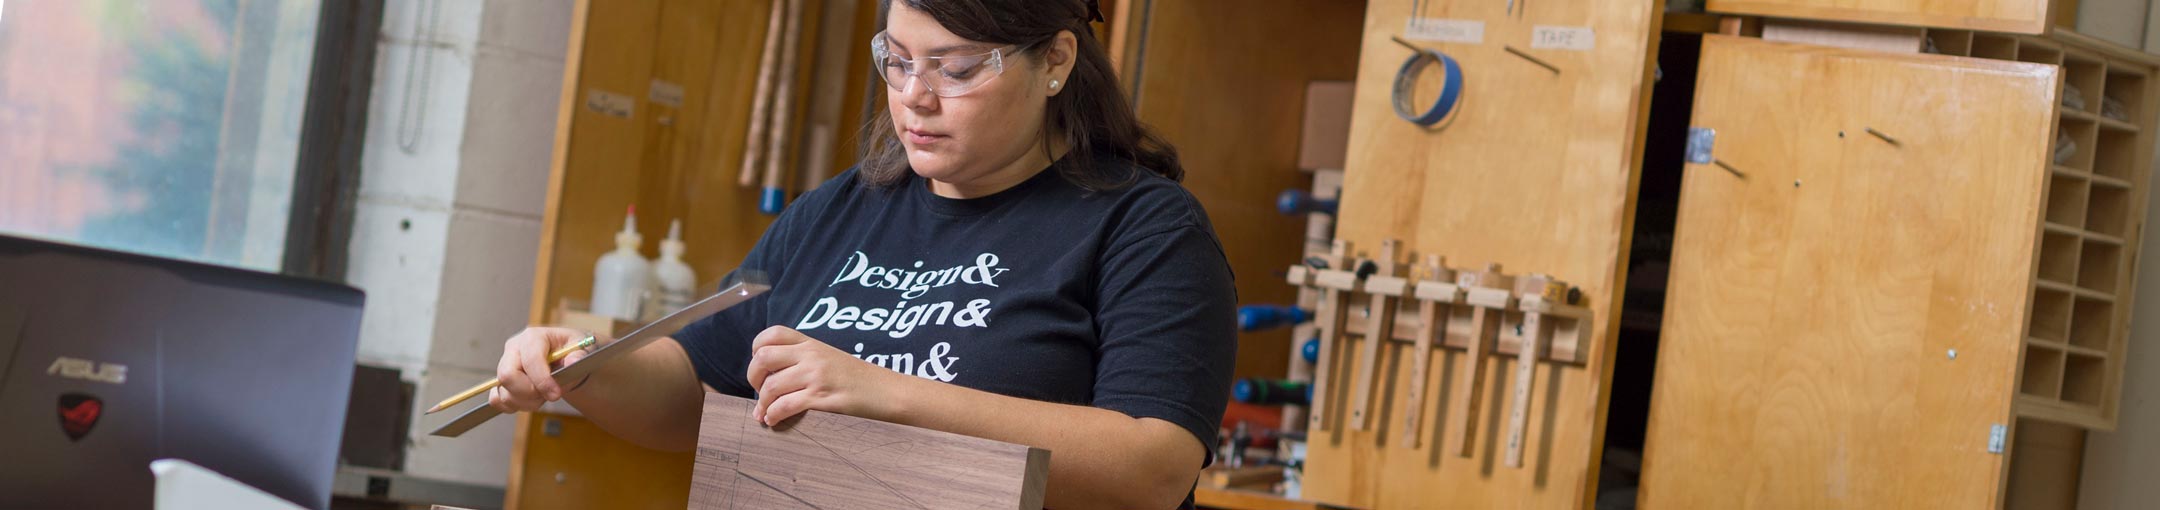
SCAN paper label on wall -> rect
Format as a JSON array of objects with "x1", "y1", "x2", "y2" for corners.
[
  {"x1": 1405, "y1": 18, "x2": 1483, "y2": 44},
  {"x1": 586, "y1": 89, "x2": 635, "y2": 119},
  {"x1": 1531, "y1": 26, "x2": 1595, "y2": 51},
  {"x1": 649, "y1": 79, "x2": 685, "y2": 109}
]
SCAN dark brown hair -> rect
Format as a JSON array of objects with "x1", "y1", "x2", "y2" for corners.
[{"x1": 859, "y1": 0, "x2": 1181, "y2": 190}]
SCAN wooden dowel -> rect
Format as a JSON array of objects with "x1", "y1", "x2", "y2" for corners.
[
  {"x1": 761, "y1": 0, "x2": 809, "y2": 213},
  {"x1": 740, "y1": 0, "x2": 788, "y2": 188}
]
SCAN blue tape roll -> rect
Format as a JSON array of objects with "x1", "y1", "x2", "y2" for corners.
[{"x1": 1393, "y1": 47, "x2": 1463, "y2": 127}]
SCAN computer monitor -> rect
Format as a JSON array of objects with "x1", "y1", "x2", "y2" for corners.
[{"x1": 0, "y1": 234, "x2": 365, "y2": 509}]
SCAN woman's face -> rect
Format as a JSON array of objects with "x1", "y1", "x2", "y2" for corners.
[{"x1": 882, "y1": 2, "x2": 1058, "y2": 186}]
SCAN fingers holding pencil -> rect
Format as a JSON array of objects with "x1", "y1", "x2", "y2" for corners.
[{"x1": 451, "y1": 327, "x2": 601, "y2": 415}]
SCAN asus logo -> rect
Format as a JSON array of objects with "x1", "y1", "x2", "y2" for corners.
[{"x1": 48, "y1": 357, "x2": 127, "y2": 385}]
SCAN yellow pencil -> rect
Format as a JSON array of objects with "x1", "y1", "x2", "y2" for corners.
[{"x1": 425, "y1": 335, "x2": 596, "y2": 414}]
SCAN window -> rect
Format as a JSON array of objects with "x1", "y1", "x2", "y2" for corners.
[{"x1": 0, "y1": 0, "x2": 323, "y2": 271}]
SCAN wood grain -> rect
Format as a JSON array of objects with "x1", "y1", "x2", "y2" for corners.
[
  {"x1": 690, "y1": 392, "x2": 1050, "y2": 510},
  {"x1": 1760, "y1": 19, "x2": 1924, "y2": 53},
  {"x1": 521, "y1": 1, "x2": 851, "y2": 508},
  {"x1": 1123, "y1": 0, "x2": 1368, "y2": 381},
  {"x1": 1708, "y1": 0, "x2": 2049, "y2": 34},
  {"x1": 508, "y1": 412, "x2": 695, "y2": 510},
  {"x1": 741, "y1": 0, "x2": 787, "y2": 186},
  {"x1": 1194, "y1": 487, "x2": 1356, "y2": 510},
  {"x1": 1639, "y1": 36, "x2": 2057, "y2": 509},
  {"x1": 2005, "y1": 418, "x2": 2086, "y2": 509},
  {"x1": 1306, "y1": 0, "x2": 1661, "y2": 507},
  {"x1": 762, "y1": 0, "x2": 810, "y2": 198}
]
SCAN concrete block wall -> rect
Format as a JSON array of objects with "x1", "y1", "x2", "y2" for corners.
[{"x1": 345, "y1": 0, "x2": 572, "y2": 488}]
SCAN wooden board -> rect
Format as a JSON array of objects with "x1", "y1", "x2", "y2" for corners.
[
  {"x1": 689, "y1": 393, "x2": 1050, "y2": 509},
  {"x1": 1310, "y1": 0, "x2": 1662, "y2": 507},
  {"x1": 1707, "y1": 0, "x2": 2050, "y2": 34},
  {"x1": 1639, "y1": 36, "x2": 2058, "y2": 509},
  {"x1": 1121, "y1": 0, "x2": 1368, "y2": 380},
  {"x1": 1760, "y1": 19, "x2": 1924, "y2": 53}
]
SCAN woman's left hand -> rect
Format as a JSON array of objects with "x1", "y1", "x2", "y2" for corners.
[{"x1": 745, "y1": 326, "x2": 908, "y2": 426}]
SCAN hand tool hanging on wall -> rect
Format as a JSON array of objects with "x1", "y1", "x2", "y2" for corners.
[
  {"x1": 1400, "y1": 255, "x2": 1457, "y2": 448},
  {"x1": 1504, "y1": 274, "x2": 1566, "y2": 468},
  {"x1": 1451, "y1": 264, "x2": 1512, "y2": 457},
  {"x1": 1349, "y1": 241, "x2": 1407, "y2": 431},
  {"x1": 761, "y1": 0, "x2": 811, "y2": 214},
  {"x1": 1234, "y1": 378, "x2": 1314, "y2": 407},
  {"x1": 1292, "y1": 241, "x2": 1359, "y2": 432},
  {"x1": 740, "y1": 0, "x2": 788, "y2": 188},
  {"x1": 1278, "y1": 189, "x2": 1339, "y2": 216},
  {"x1": 1239, "y1": 304, "x2": 1313, "y2": 331}
]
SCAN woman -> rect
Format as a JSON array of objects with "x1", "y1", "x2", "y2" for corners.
[{"x1": 487, "y1": 0, "x2": 1236, "y2": 507}]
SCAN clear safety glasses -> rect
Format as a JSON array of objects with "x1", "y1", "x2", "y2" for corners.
[{"x1": 871, "y1": 31, "x2": 1021, "y2": 98}]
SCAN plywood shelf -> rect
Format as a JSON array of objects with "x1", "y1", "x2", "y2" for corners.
[
  {"x1": 2085, "y1": 230, "x2": 2126, "y2": 246},
  {"x1": 2090, "y1": 172, "x2": 2132, "y2": 189},
  {"x1": 2037, "y1": 280, "x2": 2115, "y2": 303},
  {"x1": 2030, "y1": 337, "x2": 2110, "y2": 359}
]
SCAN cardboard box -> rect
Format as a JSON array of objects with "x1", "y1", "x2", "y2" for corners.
[{"x1": 1298, "y1": 81, "x2": 1356, "y2": 171}]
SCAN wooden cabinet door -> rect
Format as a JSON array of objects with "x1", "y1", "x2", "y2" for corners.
[
  {"x1": 1708, "y1": 0, "x2": 2053, "y2": 34},
  {"x1": 1640, "y1": 36, "x2": 2058, "y2": 509}
]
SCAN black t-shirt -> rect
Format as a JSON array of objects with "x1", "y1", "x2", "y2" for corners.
[{"x1": 673, "y1": 153, "x2": 1238, "y2": 494}]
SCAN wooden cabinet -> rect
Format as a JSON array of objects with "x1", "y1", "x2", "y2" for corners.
[
  {"x1": 1641, "y1": 30, "x2": 2159, "y2": 509},
  {"x1": 1300, "y1": 4, "x2": 2156, "y2": 507},
  {"x1": 1708, "y1": 0, "x2": 2053, "y2": 34},
  {"x1": 1641, "y1": 35, "x2": 2059, "y2": 509}
]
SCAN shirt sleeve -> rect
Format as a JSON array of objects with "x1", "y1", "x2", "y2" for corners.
[
  {"x1": 673, "y1": 186, "x2": 818, "y2": 398},
  {"x1": 1090, "y1": 223, "x2": 1239, "y2": 468}
]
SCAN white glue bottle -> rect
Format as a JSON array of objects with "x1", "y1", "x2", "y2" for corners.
[
  {"x1": 591, "y1": 205, "x2": 650, "y2": 322},
  {"x1": 650, "y1": 219, "x2": 698, "y2": 317}
]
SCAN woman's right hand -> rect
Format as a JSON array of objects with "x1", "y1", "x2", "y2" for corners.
[{"x1": 488, "y1": 326, "x2": 604, "y2": 413}]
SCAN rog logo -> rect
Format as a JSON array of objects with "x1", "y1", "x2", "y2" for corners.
[{"x1": 58, "y1": 393, "x2": 102, "y2": 441}]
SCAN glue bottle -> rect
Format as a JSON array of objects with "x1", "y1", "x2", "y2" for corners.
[
  {"x1": 591, "y1": 205, "x2": 650, "y2": 322},
  {"x1": 650, "y1": 219, "x2": 698, "y2": 318}
]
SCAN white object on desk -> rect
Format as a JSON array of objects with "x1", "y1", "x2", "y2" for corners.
[{"x1": 151, "y1": 459, "x2": 304, "y2": 510}]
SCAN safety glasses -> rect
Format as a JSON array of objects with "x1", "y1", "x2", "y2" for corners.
[{"x1": 871, "y1": 31, "x2": 1020, "y2": 98}]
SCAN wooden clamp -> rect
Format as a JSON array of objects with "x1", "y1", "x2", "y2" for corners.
[
  {"x1": 1349, "y1": 240, "x2": 1407, "y2": 431},
  {"x1": 1302, "y1": 240, "x2": 1358, "y2": 432},
  {"x1": 1450, "y1": 264, "x2": 1513, "y2": 458},
  {"x1": 1503, "y1": 273, "x2": 1567, "y2": 468},
  {"x1": 1401, "y1": 255, "x2": 1457, "y2": 448}
]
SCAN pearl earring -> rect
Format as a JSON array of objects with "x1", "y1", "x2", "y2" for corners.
[{"x1": 1051, "y1": 80, "x2": 1060, "y2": 90}]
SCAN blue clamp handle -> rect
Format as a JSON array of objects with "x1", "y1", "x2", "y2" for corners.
[
  {"x1": 1238, "y1": 305, "x2": 1312, "y2": 332},
  {"x1": 1277, "y1": 189, "x2": 1338, "y2": 216},
  {"x1": 759, "y1": 187, "x2": 786, "y2": 215}
]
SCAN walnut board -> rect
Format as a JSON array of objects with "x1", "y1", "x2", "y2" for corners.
[
  {"x1": 1707, "y1": 0, "x2": 2051, "y2": 34},
  {"x1": 689, "y1": 393, "x2": 1050, "y2": 509},
  {"x1": 1638, "y1": 36, "x2": 2058, "y2": 509},
  {"x1": 1309, "y1": 0, "x2": 1661, "y2": 508}
]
